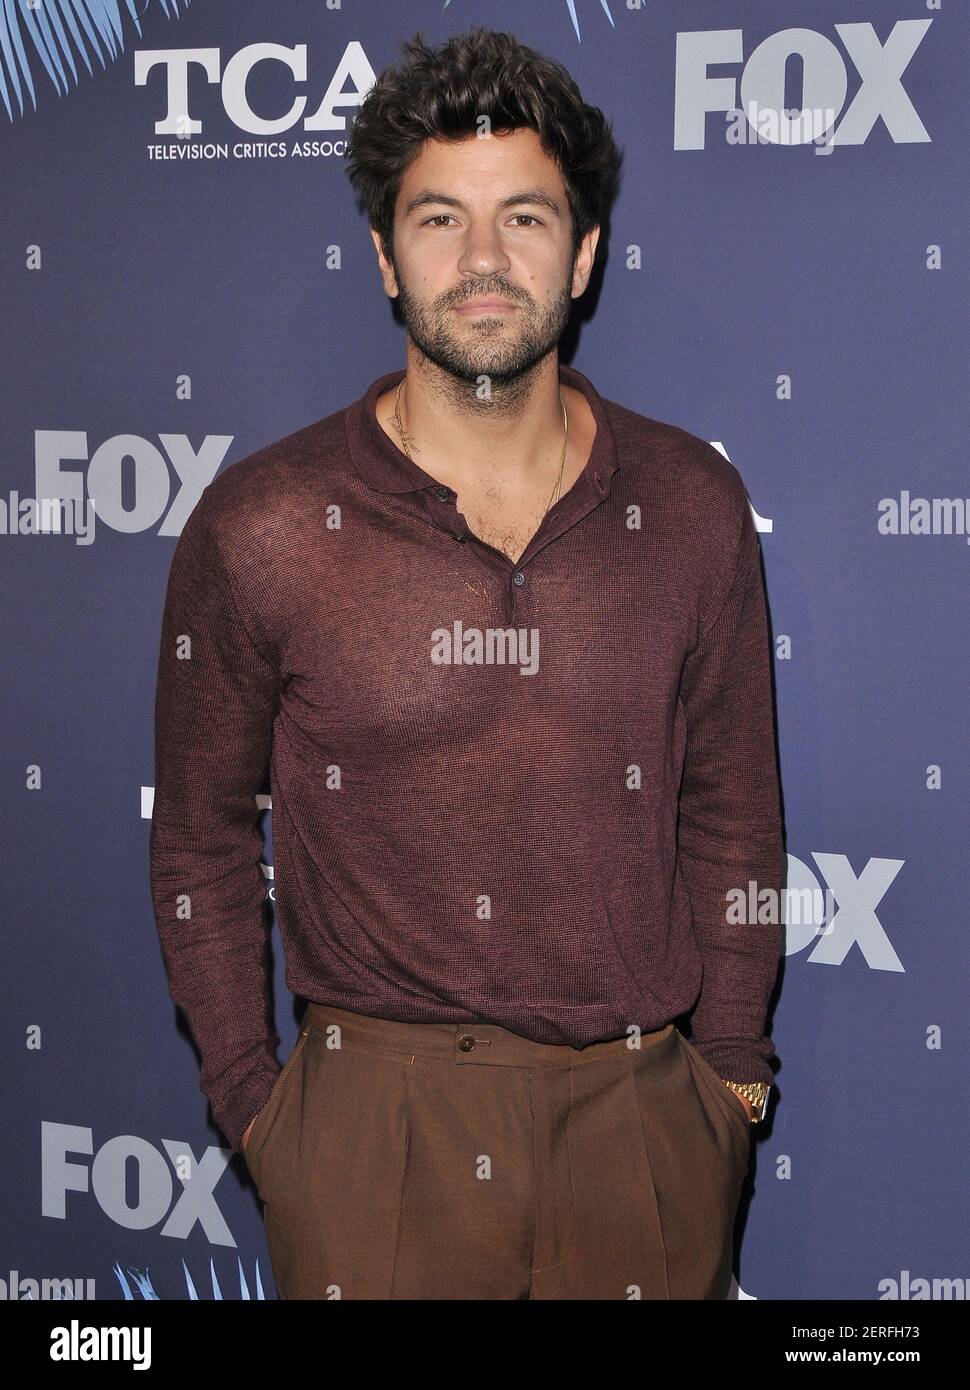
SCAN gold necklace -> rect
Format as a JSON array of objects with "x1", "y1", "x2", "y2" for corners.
[{"x1": 393, "y1": 377, "x2": 569, "y2": 520}]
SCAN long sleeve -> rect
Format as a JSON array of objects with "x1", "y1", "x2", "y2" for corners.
[
  {"x1": 676, "y1": 493, "x2": 785, "y2": 1087},
  {"x1": 148, "y1": 488, "x2": 283, "y2": 1153}
]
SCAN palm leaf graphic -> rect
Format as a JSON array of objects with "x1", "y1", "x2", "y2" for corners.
[
  {"x1": 443, "y1": 0, "x2": 615, "y2": 43},
  {"x1": 0, "y1": 0, "x2": 193, "y2": 122},
  {"x1": 111, "y1": 1256, "x2": 269, "y2": 1299}
]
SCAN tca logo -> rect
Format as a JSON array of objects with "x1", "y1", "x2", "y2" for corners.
[
  {"x1": 675, "y1": 19, "x2": 932, "y2": 151},
  {"x1": 135, "y1": 41, "x2": 375, "y2": 137}
]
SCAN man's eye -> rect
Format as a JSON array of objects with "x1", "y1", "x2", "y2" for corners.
[{"x1": 422, "y1": 214, "x2": 541, "y2": 228}]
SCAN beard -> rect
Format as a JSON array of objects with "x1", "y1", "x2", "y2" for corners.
[{"x1": 388, "y1": 251, "x2": 575, "y2": 408}]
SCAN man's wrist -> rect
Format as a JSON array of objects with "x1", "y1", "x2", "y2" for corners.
[{"x1": 722, "y1": 1079, "x2": 771, "y2": 1123}]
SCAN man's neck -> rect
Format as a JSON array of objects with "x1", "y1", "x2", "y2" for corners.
[{"x1": 381, "y1": 349, "x2": 571, "y2": 499}]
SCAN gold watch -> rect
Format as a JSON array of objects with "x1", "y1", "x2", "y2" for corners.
[{"x1": 723, "y1": 1079, "x2": 771, "y2": 1123}]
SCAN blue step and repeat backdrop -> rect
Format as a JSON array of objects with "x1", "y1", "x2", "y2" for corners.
[{"x1": 2, "y1": 0, "x2": 966, "y2": 1302}]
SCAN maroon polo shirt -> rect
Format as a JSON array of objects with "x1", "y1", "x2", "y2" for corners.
[{"x1": 149, "y1": 362, "x2": 785, "y2": 1153}]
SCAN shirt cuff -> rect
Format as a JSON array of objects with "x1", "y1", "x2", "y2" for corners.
[
  {"x1": 690, "y1": 1037, "x2": 776, "y2": 1089},
  {"x1": 220, "y1": 1064, "x2": 283, "y2": 1156}
]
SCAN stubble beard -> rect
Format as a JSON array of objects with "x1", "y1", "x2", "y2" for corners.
[{"x1": 389, "y1": 254, "x2": 575, "y2": 416}]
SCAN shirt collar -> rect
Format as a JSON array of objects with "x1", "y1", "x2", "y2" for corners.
[{"x1": 344, "y1": 361, "x2": 620, "y2": 500}]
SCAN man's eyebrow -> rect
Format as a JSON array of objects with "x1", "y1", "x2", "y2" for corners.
[{"x1": 403, "y1": 189, "x2": 563, "y2": 218}]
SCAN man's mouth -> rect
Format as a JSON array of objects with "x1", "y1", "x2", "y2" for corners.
[{"x1": 453, "y1": 298, "x2": 518, "y2": 314}]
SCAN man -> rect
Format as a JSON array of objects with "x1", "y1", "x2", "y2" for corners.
[{"x1": 149, "y1": 28, "x2": 785, "y2": 1301}]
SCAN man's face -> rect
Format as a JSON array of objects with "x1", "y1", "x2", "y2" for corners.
[{"x1": 370, "y1": 126, "x2": 599, "y2": 386}]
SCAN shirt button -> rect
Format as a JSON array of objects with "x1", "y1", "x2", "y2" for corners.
[
  {"x1": 458, "y1": 1035, "x2": 476, "y2": 1052},
  {"x1": 433, "y1": 486, "x2": 453, "y2": 501},
  {"x1": 512, "y1": 571, "x2": 525, "y2": 586}
]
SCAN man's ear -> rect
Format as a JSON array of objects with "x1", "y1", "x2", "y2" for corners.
[
  {"x1": 370, "y1": 227, "x2": 399, "y2": 299},
  {"x1": 571, "y1": 224, "x2": 601, "y2": 299}
]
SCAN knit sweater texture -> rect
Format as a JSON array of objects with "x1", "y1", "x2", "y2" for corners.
[{"x1": 149, "y1": 363, "x2": 786, "y2": 1153}]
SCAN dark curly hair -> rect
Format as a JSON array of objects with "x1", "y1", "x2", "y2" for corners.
[{"x1": 344, "y1": 27, "x2": 622, "y2": 264}]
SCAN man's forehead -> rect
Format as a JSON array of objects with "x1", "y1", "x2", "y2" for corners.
[{"x1": 397, "y1": 128, "x2": 565, "y2": 198}]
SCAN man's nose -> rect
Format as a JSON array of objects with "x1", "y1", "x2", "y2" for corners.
[{"x1": 456, "y1": 223, "x2": 513, "y2": 277}]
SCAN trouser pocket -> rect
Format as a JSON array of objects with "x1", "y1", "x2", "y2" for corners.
[
  {"x1": 262, "y1": 1028, "x2": 412, "y2": 1299},
  {"x1": 629, "y1": 1030, "x2": 748, "y2": 1298},
  {"x1": 676, "y1": 1033, "x2": 753, "y2": 1143},
  {"x1": 244, "y1": 1025, "x2": 311, "y2": 1196}
]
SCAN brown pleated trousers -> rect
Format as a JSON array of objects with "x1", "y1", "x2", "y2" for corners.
[{"x1": 243, "y1": 1001, "x2": 751, "y2": 1300}]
